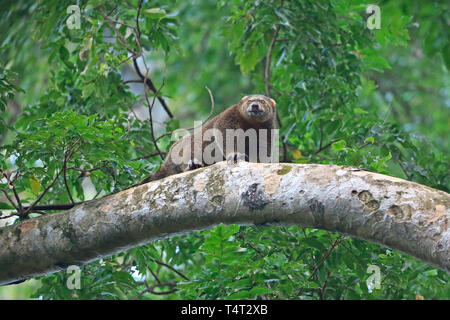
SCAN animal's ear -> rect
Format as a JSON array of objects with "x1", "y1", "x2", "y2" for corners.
[
  {"x1": 269, "y1": 98, "x2": 276, "y2": 107},
  {"x1": 241, "y1": 95, "x2": 249, "y2": 101}
]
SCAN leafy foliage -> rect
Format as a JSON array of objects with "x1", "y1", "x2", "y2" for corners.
[
  {"x1": 0, "y1": 0, "x2": 448, "y2": 299},
  {"x1": 0, "y1": 65, "x2": 24, "y2": 136}
]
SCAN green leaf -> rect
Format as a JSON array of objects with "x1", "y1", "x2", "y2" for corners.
[
  {"x1": 144, "y1": 8, "x2": 166, "y2": 19},
  {"x1": 442, "y1": 45, "x2": 450, "y2": 70},
  {"x1": 354, "y1": 108, "x2": 368, "y2": 114},
  {"x1": 29, "y1": 176, "x2": 41, "y2": 195},
  {"x1": 82, "y1": 83, "x2": 96, "y2": 98},
  {"x1": 331, "y1": 140, "x2": 347, "y2": 151},
  {"x1": 0, "y1": 202, "x2": 14, "y2": 210},
  {"x1": 364, "y1": 137, "x2": 375, "y2": 144},
  {"x1": 302, "y1": 238, "x2": 327, "y2": 251}
]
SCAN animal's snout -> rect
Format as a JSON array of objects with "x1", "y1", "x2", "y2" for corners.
[{"x1": 250, "y1": 103, "x2": 259, "y2": 112}]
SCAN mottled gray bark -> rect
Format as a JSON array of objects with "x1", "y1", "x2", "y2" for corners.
[{"x1": 0, "y1": 162, "x2": 449, "y2": 285}]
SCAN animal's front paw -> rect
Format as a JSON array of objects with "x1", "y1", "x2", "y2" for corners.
[
  {"x1": 187, "y1": 158, "x2": 203, "y2": 171},
  {"x1": 226, "y1": 152, "x2": 248, "y2": 165}
]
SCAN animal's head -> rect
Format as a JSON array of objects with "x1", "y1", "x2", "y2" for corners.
[{"x1": 238, "y1": 94, "x2": 277, "y2": 123}]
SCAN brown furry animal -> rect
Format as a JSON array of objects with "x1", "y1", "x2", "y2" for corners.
[{"x1": 138, "y1": 94, "x2": 277, "y2": 185}]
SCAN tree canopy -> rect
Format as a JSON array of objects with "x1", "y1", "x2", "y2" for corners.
[{"x1": 0, "y1": 0, "x2": 449, "y2": 299}]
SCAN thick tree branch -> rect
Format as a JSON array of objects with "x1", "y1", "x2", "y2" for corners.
[{"x1": 0, "y1": 162, "x2": 448, "y2": 285}]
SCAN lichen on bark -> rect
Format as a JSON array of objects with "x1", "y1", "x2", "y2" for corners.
[{"x1": 0, "y1": 161, "x2": 448, "y2": 285}]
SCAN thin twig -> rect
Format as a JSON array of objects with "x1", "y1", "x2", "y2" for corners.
[
  {"x1": 132, "y1": 59, "x2": 173, "y2": 118},
  {"x1": 133, "y1": 59, "x2": 171, "y2": 120},
  {"x1": 92, "y1": 188, "x2": 103, "y2": 200},
  {"x1": 154, "y1": 86, "x2": 215, "y2": 143},
  {"x1": 312, "y1": 139, "x2": 341, "y2": 156},
  {"x1": 25, "y1": 139, "x2": 81, "y2": 215},
  {"x1": 143, "y1": 75, "x2": 165, "y2": 160},
  {"x1": 204, "y1": 86, "x2": 215, "y2": 123},
  {"x1": 245, "y1": 242, "x2": 263, "y2": 257},
  {"x1": 264, "y1": 18, "x2": 286, "y2": 161},
  {"x1": 135, "y1": 281, "x2": 177, "y2": 298},
  {"x1": 319, "y1": 271, "x2": 331, "y2": 299},
  {"x1": 298, "y1": 236, "x2": 344, "y2": 296},
  {"x1": 147, "y1": 282, "x2": 177, "y2": 295},
  {"x1": 152, "y1": 259, "x2": 190, "y2": 281},
  {"x1": 265, "y1": 24, "x2": 280, "y2": 98},
  {"x1": 397, "y1": 157, "x2": 411, "y2": 180},
  {"x1": 1, "y1": 188, "x2": 19, "y2": 212},
  {"x1": 21, "y1": 203, "x2": 80, "y2": 212},
  {"x1": 356, "y1": 141, "x2": 372, "y2": 152},
  {"x1": 63, "y1": 148, "x2": 75, "y2": 204},
  {"x1": 148, "y1": 265, "x2": 161, "y2": 284},
  {"x1": 2, "y1": 172, "x2": 23, "y2": 216},
  {"x1": 123, "y1": 79, "x2": 145, "y2": 85},
  {"x1": 131, "y1": 2, "x2": 170, "y2": 160},
  {"x1": 131, "y1": 152, "x2": 166, "y2": 161},
  {"x1": 10, "y1": 181, "x2": 23, "y2": 214},
  {"x1": 0, "y1": 214, "x2": 17, "y2": 220},
  {"x1": 24, "y1": 169, "x2": 64, "y2": 215},
  {"x1": 135, "y1": 0, "x2": 143, "y2": 38}
]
